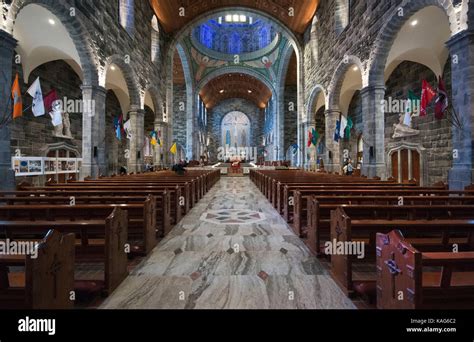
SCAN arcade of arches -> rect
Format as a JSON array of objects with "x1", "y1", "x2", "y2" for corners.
[{"x1": 1, "y1": 0, "x2": 474, "y2": 310}]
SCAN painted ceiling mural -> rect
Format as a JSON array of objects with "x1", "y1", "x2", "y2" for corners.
[{"x1": 183, "y1": 33, "x2": 288, "y2": 85}]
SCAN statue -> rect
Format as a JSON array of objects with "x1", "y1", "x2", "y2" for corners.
[
  {"x1": 392, "y1": 112, "x2": 419, "y2": 139},
  {"x1": 49, "y1": 100, "x2": 73, "y2": 139}
]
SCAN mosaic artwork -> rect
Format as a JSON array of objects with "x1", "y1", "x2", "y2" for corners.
[{"x1": 200, "y1": 209, "x2": 266, "y2": 225}]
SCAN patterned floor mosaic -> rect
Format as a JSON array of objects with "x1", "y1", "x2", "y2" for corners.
[{"x1": 100, "y1": 177, "x2": 356, "y2": 310}]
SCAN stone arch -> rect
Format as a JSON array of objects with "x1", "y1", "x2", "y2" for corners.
[
  {"x1": 306, "y1": 84, "x2": 327, "y2": 120},
  {"x1": 144, "y1": 85, "x2": 162, "y2": 119},
  {"x1": 103, "y1": 54, "x2": 141, "y2": 108},
  {"x1": 369, "y1": 0, "x2": 458, "y2": 86},
  {"x1": 6, "y1": 0, "x2": 99, "y2": 85},
  {"x1": 328, "y1": 55, "x2": 364, "y2": 109},
  {"x1": 197, "y1": 66, "x2": 276, "y2": 95}
]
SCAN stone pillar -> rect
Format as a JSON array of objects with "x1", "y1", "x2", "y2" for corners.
[
  {"x1": 0, "y1": 31, "x2": 17, "y2": 190},
  {"x1": 447, "y1": 31, "x2": 474, "y2": 190},
  {"x1": 154, "y1": 119, "x2": 168, "y2": 168},
  {"x1": 81, "y1": 84, "x2": 107, "y2": 179},
  {"x1": 325, "y1": 110, "x2": 341, "y2": 173},
  {"x1": 360, "y1": 85, "x2": 386, "y2": 179},
  {"x1": 127, "y1": 106, "x2": 145, "y2": 173}
]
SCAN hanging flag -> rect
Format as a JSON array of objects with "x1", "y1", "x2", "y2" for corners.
[
  {"x1": 334, "y1": 117, "x2": 341, "y2": 142},
  {"x1": 339, "y1": 115, "x2": 348, "y2": 140},
  {"x1": 344, "y1": 118, "x2": 353, "y2": 139},
  {"x1": 43, "y1": 89, "x2": 58, "y2": 113},
  {"x1": 291, "y1": 143, "x2": 299, "y2": 155},
  {"x1": 11, "y1": 73, "x2": 23, "y2": 119},
  {"x1": 307, "y1": 130, "x2": 313, "y2": 147},
  {"x1": 114, "y1": 116, "x2": 122, "y2": 140},
  {"x1": 225, "y1": 130, "x2": 231, "y2": 146},
  {"x1": 421, "y1": 80, "x2": 436, "y2": 117},
  {"x1": 150, "y1": 130, "x2": 158, "y2": 146},
  {"x1": 123, "y1": 119, "x2": 132, "y2": 139},
  {"x1": 435, "y1": 76, "x2": 449, "y2": 120},
  {"x1": 27, "y1": 77, "x2": 45, "y2": 117},
  {"x1": 170, "y1": 142, "x2": 177, "y2": 155},
  {"x1": 312, "y1": 128, "x2": 319, "y2": 147}
]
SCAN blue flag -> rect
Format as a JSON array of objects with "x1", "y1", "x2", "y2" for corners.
[
  {"x1": 334, "y1": 120, "x2": 341, "y2": 142},
  {"x1": 225, "y1": 130, "x2": 231, "y2": 146},
  {"x1": 114, "y1": 116, "x2": 121, "y2": 140},
  {"x1": 291, "y1": 143, "x2": 299, "y2": 155}
]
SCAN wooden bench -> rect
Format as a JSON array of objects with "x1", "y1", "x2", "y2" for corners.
[
  {"x1": 0, "y1": 193, "x2": 171, "y2": 242},
  {"x1": 329, "y1": 206, "x2": 474, "y2": 298},
  {"x1": 376, "y1": 230, "x2": 474, "y2": 309},
  {"x1": 0, "y1": 229, "x2": 75, "y2": 309},
  {"x1": 0, "y1": 207, "x2": 128, "y2": 296},
  {"x1": 0, "y1": 201, "x2": 155, "y2": 255},
  {"x1": 305, "y1": 196, "x2": 474, "y2": 255},
  {"x1": 4, "y1": 187, "x2": 181, "y2": 227}
]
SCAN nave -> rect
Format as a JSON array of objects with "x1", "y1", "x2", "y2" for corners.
[{"x1": 101, "y1": 177, "x2": 355, "y2": 309}]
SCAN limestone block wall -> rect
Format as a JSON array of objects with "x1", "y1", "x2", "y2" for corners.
[{"x1": 384, "y1": 61, "x2": 453, "y2": 185}]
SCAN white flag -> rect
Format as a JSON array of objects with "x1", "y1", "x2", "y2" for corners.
[
  {"x1": 123, "y1": 119, "x2": 132, "y2": 140},
  {"x1": 339, "y1": 115, "x2": 348, "y2": 138},
  {"x1": 27, "y1": 77, "x2": 45, "y2": 117}
]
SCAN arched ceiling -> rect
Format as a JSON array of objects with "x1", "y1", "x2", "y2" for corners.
[
  {"x1": 150, "y1": 0, "x2": 320, "y2": 34},
  {"x1": 200, "y1": 73, "x2": 272, "y2": 109}
]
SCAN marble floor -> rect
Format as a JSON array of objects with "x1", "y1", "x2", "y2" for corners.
[{"x1": 100, "y1": 177, "x2": 356, "y2": 309}]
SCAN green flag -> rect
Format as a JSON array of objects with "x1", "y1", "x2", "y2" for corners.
[
  {"x1": 405, "y1": 90, "x2": 420, "y2": 126},
  {"x1": 345, "y1": 117, "x2": 353, "y2": 139},
  {"x1": 311, "y1": 128, "x2": 319, "y2": 146}
]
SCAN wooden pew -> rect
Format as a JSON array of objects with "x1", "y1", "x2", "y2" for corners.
[
  {"x1": 0, "y1": 201, "x2": 154, "y2": 255},
  {"x1": 0, "y1": 193, "x2": 170, "y2": 242},
  {"x1": 305, "y1": 196, "x2": 474, "y2": 255},
  {"x1": 376, "y1": 230, "x2": 474, "y2": 309},
  {"x1": 0, "y1": 229, "x2": 75, "y2": 309},
  {"x1": 3, "y1": 187, "x2": 181, "y2": 227},
  {"x1": 288, "y1": 188, "x2": 474, "y2": 231},
  {"x1": 0, "y1": 207, "x2": 128, "y2": 296},
  {"x1": 329, "y1": 206, "x2": 474, "y2": 298}
]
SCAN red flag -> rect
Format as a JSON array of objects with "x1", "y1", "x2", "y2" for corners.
[
  {"x1": 434, "y1": 76, "x2": 449, "y2": 120},
  {"x1": 307, "y1": 131, "x2": 313, "y2": 148},
  {"x1": 11, "y1": 73, "x2": 23, "y2": 119},
  {"x1": 420, "y1": 80, "x2": 436, "y2": 117},
  {"x1": 43, "y1": 89, "x2": 58, "y2": 112}
]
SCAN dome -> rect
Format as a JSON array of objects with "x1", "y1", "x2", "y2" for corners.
[{"x1": 192, "y1": 15, "x2": 278, "y2": 55}]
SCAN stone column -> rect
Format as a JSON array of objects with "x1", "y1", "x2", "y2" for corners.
[
  {"x1": 447, "y1": 31, "x2": 474, "y2": 190},
  {"x1": 154, "y1": 119, "x2": 168, "y2": 168},
  {"x1": 0, "y1": 31, "x2": 17, "y2": 190},
  {"x1": 127, "y1": 106, "x2": 145, "y2": 173},
  {"x1": 325, "y1": 110, "x2": 341, "y2": 173},
  {"x1": 360, "y1": 85, "x2": 386, "y2": 179},
  {"x1": 81, "y1": 84, "x2": 107, "y2": 179}
]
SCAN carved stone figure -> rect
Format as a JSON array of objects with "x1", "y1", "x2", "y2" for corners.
[{"x1": 392, "y1": 113, "x2": 420, "y2": 139}]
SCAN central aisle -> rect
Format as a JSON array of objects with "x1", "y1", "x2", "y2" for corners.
[{"x1": 101, "y1": 177, "x2": 356, "y2": 309}]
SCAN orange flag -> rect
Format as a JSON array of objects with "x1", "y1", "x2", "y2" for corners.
[{"x1": 11, "y1": 73, "x2": 23, "y2": 119}]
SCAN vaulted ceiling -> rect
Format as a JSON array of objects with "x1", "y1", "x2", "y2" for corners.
[
  {"x1": 199, "y1": 73, "x2": 272, "y2": 109},
  {"x1": 150, "y1": 0, "x2": 320, "y2": 35}
]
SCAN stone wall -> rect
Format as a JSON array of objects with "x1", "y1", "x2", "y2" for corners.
[
  {"x1": 10, "y1": 60, "x2": 83, "y2": 157},
  {"x1": 283, "y1": 85, "x2": 298, "y2": 156},
  {"x1": 384, "y1": 61, "x2": 453, "y2": 185},
  {"x1": 105, "y1": 90, "x2": 127, "y2": 175},
  {"x1": 172, "y1": 84, "x2": 187, "y2": 149}
]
